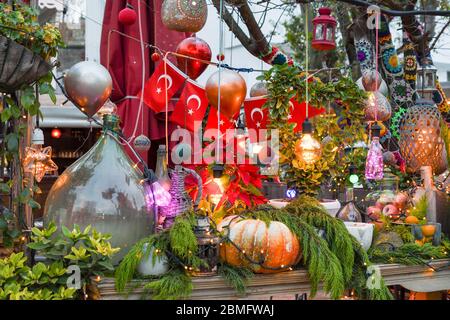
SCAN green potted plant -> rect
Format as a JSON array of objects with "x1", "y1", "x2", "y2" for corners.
[{"x1": 0, "y1": 3, "x2": 63, "y2": 92}]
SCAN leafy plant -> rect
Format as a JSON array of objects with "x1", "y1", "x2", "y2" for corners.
[
  {"x1": 258, "y1": 64, "x2": 368, "y2": 195},
  {"x1": 0, "y1": 2, "x2": 63, "y2": 247},
  {"x1": 410, "y1": 195, "x2": 428, "y2": 223},
  {"x1": 0, "y1": 252, "x2": 76, "y2": 300},
  {"x1": 28, "y1": 222, "x2": 119, "y2": 292},
  {"x1": 369, "y1": 243, "x2": 449, "y2": 265}
]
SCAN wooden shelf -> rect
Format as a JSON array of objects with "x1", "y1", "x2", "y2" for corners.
[{"x1": 95, "y1": 259, "x2": 450, "y2": 300}]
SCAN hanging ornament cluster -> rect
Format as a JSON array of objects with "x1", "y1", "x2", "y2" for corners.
[
  {"x1": 161, "y1": 0, "x2": 208, "y2": 33},
  {"x1": 175, "y1": 37, "x2": 211, "y2": 80},
  {"x1": 399, "y1": 100, "x2": 448, "y2": 175},
  {"x1": 118, "y1": 3, "x2": 137, "y2": 26},
  {"x1": 311, "y1": 7, "x2": 337, "y2": 51},
  {"x1": 205, "y1": 69, "x2": 247, "y2": 119},
  {"x1": 64, "y1": 61, "x2": 113, "y2": 118}
]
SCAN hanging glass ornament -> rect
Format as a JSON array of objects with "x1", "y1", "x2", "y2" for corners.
[
  {"x1": 365, "y1": 123, "x2": 384, "y2": 180},
  {"x1": 43, "y1": 114, "x2": 153, "y2": 263},
  {"x1": 249, "y1": 81, "x2": 268, "y2": 97},
  {"x1": 133, "y1": 134, "x2": 151, "y2": 152},
  {"x1": 161, "y1": 0, "x2": 208, "y2": 33},
  {"x1": 361, "y1": 69, "x2": 382, "y2": 91},
  {"x1": 364, "y1": 91, "x2": 391, "y2": 122},
  {"x1": 356, "y1": 77, "x2": 388, "y2": 96},
  {"x1": 155, "y1": 145, "x2": 172, "y2": 192},
  {"x1": 399, "y1": 99, "x2": 448, "y2": 174}
]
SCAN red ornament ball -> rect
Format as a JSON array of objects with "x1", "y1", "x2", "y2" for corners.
[
  {"x1": 51, "y1": 128, "x2": 62, "y2": 139},
  {"x1": 151, "y1": 52, "x2": 160, "y2": 62},
  {"x1": 118, "y1": 5, "x2": 137, "y2": 26},
  {"x1": 216, "y1": 53, "x2": 225, "y2": 61}
]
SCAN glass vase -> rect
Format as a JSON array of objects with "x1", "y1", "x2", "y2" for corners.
[{"x1": 44, "y1": 114, "x2": 154, "y2": 263}]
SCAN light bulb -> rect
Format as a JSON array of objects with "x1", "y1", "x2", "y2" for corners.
[
  {"x1": 349, "y1": 174, "x2": 359, "y2": 185},
  {"x1": 295, "y1": 133, "x2": 322, "y2": 164}
]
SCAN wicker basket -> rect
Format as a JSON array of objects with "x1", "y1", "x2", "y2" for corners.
[{"x1": 0, "y1": 35, "x2": 51, "y2": 93}]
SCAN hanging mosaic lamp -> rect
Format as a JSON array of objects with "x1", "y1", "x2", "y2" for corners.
[
  {"x1": 43, "y1": 114, "x2": 154, "y2": 263},
  {"x1": 161, "y1": 0, "x2": 208, "y2": 33},
  {"x1": 399, "y1": 99, "x2": 448, "y2": 175}
]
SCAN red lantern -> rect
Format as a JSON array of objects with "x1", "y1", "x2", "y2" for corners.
[
  {"x1": 118, "y1": 4, "x2": 137, "y2": 26},
  {"x1": 51, "y1": 128, "x2": 62, "y2": 139},
  {"x1": 312, "y1": 7, "x2": 337, "y2": 51}
]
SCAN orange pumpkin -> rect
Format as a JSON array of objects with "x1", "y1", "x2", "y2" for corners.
[{"x1": 217, "y1": 216, "x2": 301, "y2": 273}]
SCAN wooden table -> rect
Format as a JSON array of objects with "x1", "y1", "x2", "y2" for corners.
[{"x1": 96, "y1": 260, "x2": 450, "y2": 300}]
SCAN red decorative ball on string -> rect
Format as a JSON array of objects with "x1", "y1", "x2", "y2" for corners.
[
  {"x1": 118, "y1": 4, "x2": 137, "y2": 26},
  {"x1": 151, "y1": 52, "x2": 160, "y2": 62},
  {"x1": 217, "y1": 53, "x2": 225, "y2": 61},
  {"x1": 51, "y1": 128, "x2": 62, "y2": 139}
]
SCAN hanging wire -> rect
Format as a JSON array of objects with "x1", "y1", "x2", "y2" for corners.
[{"x1": 216, "y1": 0, "x2": 225, "y2": 164}]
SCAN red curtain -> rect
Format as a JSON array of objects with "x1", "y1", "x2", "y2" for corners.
[{"x1": 100, "y1": 0, "x2": 188, "y2": 165}]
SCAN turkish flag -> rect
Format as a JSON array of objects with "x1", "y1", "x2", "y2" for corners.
[
  {"x1": 141, "y1": 59, "x2": 186, "y2": 113},
  {"x1": 244, "y1": 97, "x2": 269, "y2": 130},
  {"x1": 205, "y1": 107, "x2": 234, "y2": 137},
  {"x1": 170, "y1": 80, "x2": 208, "y2": 132},
  {"x1": 288, "y1": 100, "x2": 325, "y2": 132}
]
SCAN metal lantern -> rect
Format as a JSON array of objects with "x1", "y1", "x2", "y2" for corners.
[
  {"x1": 416, "y1": 64, "x2": 437, "y2": 100},
  {"x1": 192, "y1": 216, "x2": 220, "y2": 276},
  {"x1": 312, "y1": 7, "x2": 337, "y2": 51},
  {"x1": 399, "y1": 99, "x2": 448, "y2": 175}
]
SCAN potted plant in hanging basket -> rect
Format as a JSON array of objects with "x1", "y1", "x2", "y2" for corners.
[{"x1": 0, "y1": 3, "x2": 63, "y2": 93}]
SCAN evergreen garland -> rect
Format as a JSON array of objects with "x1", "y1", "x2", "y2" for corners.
[
  {"x1": 142, "y1": 269, "x2": 193, "y2": 300},
  {"x1": 218, "y1": 264, "x2": 254, "y2": 295},
  {"x1": 369, "y1": 243, "x2": 449, "y2": 265}
]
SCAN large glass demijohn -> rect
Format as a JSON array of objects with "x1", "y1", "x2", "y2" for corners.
[{"x1": 44, "y1": 114, "x2": 154, "y2": 263}]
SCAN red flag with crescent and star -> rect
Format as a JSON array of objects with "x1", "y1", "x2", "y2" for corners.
[
  {"x1": 141, "y1": 59, "x2": 186, "y2": 113},
  {"x1": 205, "y1": 107, "x2": 234, "y2": 137},
  {"x1": 170, "y1": 79, "x2": 208, "y2": 132},
  {"x1": 244, "y1": 97, "x2": 269, "y2": 130},
  {"x1": 288, "y1": 100, "x2": 325, "y2": 132}
]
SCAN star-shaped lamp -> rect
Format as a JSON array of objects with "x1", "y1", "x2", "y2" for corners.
[{"x1": 23, "y1": 145, "x2": 58, "y2": 182}]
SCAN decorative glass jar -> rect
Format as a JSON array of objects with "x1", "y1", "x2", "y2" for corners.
[{"x1": 44, "y1": 114, "x2": 153, "y2": 263}]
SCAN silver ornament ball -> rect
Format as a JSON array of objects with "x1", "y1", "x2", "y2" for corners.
[
  {"x1": 64, "y1": 61, "x2": 112, "y2": 118},
  {"x1": 250, "y1": 81, "x2": 268, "y2": 97},
  {"x1": 133, "y1": 135, "x2": 152, "y2": 152}
]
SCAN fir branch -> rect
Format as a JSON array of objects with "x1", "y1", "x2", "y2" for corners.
[
  {"x1": 218, "y1": 263, "x2": 254, "y2": 295},
  {"x1": 169, "y1": 213, "x2": 199, "y2": 259},
  {"x1": 143, "y1": 269, "x2": 193, "y2": 300}
]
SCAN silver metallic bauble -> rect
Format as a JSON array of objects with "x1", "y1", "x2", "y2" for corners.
[
  {"x1": 161, "y1": 0, "x2": 208, "y2": 33},
  {"x1": 364, "y1": 91, "x2": 391, "y2": 122},
  {"x1": 133, "y1": 134, "x2": 152, "y2": 152},
  {"x1": 249, "y1": 81, "x2": 268, "y2": 97},
  {"x1": 64, "y1": 61, "x2": 112, "y2": 118}
]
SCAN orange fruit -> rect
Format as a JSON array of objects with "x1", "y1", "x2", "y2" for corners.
[
  {"x1": 415, "y1": 239, "x2": 424, "y2": 246},
  {"x1": 421, "y1": 225, "x2": 436, "y2": 237},
  {"x1": 405, "y1": 216, "x2": 419, "y2": 225}
]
